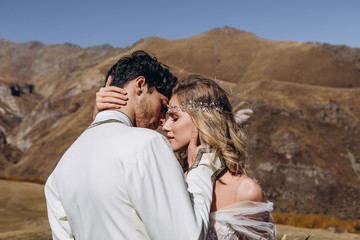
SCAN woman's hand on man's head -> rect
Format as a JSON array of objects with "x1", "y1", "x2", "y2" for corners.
[{"x1": 93, "y1": 76, "x2": 129, "y2": 119}]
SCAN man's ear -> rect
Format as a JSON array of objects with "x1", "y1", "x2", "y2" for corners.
[{"x1": 135, "y1": 76, "x2": 146, "y2": 95}]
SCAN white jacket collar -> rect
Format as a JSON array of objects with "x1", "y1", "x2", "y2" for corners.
[{"x1": 93, "y1": 110, "x2": 133, "y2": 127}]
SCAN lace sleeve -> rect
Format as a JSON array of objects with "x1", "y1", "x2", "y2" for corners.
[{"x1": 207, "y1": 201, "x2": 276, "y2": 240}]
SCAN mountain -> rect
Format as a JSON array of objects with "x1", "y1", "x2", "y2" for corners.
[{"x1": 0, "y1": 27, "x2": 359, "y2": 221}]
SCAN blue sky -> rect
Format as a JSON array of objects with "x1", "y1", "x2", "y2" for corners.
[{"x1": 1, "y1": 0, "x2": 359, "y2": 48}]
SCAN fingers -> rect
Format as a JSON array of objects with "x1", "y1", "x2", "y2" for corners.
[
  {"x1": 101, "y1": 98, "x2": 128, "y2": 106},
  {"x1": 97, "y1": 93, "x2": 128, "y2": 104},
  {"x1": 97, "y1": 87, "x2": 128, "y2": 102},
  {"x1": 187, "y1": 127, "x2": 200, "y2": 167},
  {"x1": 99, "y1": 86, "x2": 128, "y2": 98},
  {"x1": 97, "y1": 102, "x2": 124, "y2": 110},
  {"x1": 96, "y1": 90, "x2": 128, "y2": 112},
  {"x1": 105, "y1": 76, "x2": 113, "y2": 87},
  {"x1": 95, "y1": 78, "x2": 129, "y2": 112},
  {"x1": 189, "y1": 127, "x2": 199, "y2": 148},
  {"x1": 96, "y1": 96, "x2": 127, "y2": 111}
]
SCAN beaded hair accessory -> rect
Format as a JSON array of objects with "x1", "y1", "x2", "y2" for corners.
[{"x1": 167, "y1": 101, "x2": 223, "y2": 113}]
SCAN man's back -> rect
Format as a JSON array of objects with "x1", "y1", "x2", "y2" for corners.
[
  {"x1": 49, "y1": 111, "x2": 153, "y2": 239},
  {"x1": 45, "y1": 110, "x2": 216, "y2": 240}
]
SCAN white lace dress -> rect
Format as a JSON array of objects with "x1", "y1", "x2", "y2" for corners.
[{"x1": 207, "y1": 201, "x2": 276, "y2": 240}]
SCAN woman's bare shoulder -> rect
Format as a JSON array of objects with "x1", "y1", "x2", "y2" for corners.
[{"x1": 236, "y1": 175, "x2": 266, "y2": 203}]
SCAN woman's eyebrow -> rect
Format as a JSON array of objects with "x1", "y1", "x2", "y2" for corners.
[{"x1": 168, "y1": 111, "x2": 178, "y2": 117}]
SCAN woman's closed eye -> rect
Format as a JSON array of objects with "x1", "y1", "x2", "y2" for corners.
[{"x1": 168, "y1": 112, "x2": 178, "y2": 122}]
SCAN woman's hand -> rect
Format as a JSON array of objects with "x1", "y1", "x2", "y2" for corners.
[
  {"x1": 185, "y1": 127, "x2": 208, "y2": 178},
  {"x1": 187, "y1": 127, "x2": 208, "y2": 165},
  {"x1": 93, "y1": 76, "x2": 128, "y2": 119},
  {"x1": 187, "y1": 127, "x2": 201, "y2": 167}
]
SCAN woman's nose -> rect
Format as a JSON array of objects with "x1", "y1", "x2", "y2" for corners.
[{"x1": 162, "y1": 118, "x2": 171, "y2": 131}]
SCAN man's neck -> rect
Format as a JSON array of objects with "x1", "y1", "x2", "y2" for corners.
[
  {"x1": 114, "y1": 83, "x2": 136, "y2": 127},
  {"x1": 114, "y1": 107, "x2": 135, "y2": 126}
]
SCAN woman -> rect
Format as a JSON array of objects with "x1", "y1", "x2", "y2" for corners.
[{"x1": 95, "y1": 75, "x2": 276, "y2": 240}]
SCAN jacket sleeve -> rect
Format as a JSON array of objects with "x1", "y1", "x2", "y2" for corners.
[
  {"x1": 44, "y1": 174, "x2": 75, "y2": 240},
  {"x1": 125, "y1": 134, "x2": 217, "y2": 240}
]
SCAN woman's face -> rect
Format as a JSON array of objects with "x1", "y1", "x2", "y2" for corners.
[{"x1": 162, "y1": 94, "x2": 195, "y2": 152}]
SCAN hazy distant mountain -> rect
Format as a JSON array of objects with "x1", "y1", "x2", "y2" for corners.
[{"x1": 0, "y1": 27, "x2": 359, "y2": 220}]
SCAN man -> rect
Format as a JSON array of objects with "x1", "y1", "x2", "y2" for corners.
[{"x1": 45, "y1": 51, "x2": 218, "y2": 239}]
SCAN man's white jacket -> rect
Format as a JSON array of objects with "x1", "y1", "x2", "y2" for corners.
[{"x1": 45, "y1": 110, "x2": 217, "y2": 240}]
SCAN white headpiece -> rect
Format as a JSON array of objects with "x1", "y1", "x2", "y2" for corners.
[{"x1": 167, "y1": 101, "x2": 223, "y2": 113}]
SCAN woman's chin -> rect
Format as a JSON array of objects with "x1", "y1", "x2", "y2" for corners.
[
  {"x1": 172, "y1": 145, "x2": 189, "y2": 153},
  {"x1": 172, "y1": 147, "x2": 182, "y2": 153}
]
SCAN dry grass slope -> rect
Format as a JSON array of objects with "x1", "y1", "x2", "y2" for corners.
[
  {"x1": 1, "y1": 179, "x2": 359, "y2": 240},
  {"x1": 0, "y1": 180, "x2": 50, "y2": 239},
  {"x1": 274, "y1": 213, "x2": 360, "y2": 233}
]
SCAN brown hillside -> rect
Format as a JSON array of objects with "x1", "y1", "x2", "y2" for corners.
[
  {"x1": 0, "y1": 27, "x2": 359, "y2": 223},
  {"x1": 122, "y1": 27, "x2": 360, "y2": 88},
  {"x1": 234, "y1": 80, "x2": 360, "y2": 219},
  {"x1": 0, "y1": 39, "x2": 126, "y2": 172}
]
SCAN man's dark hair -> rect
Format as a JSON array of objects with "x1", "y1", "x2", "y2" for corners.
[{"x1": 105, "y1": 50, "x2": 177, "y2": 100}]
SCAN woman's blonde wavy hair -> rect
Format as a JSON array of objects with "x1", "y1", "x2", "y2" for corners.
[{"x1": 173, "y1": 74, "x2": 248, "y2": 176}]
